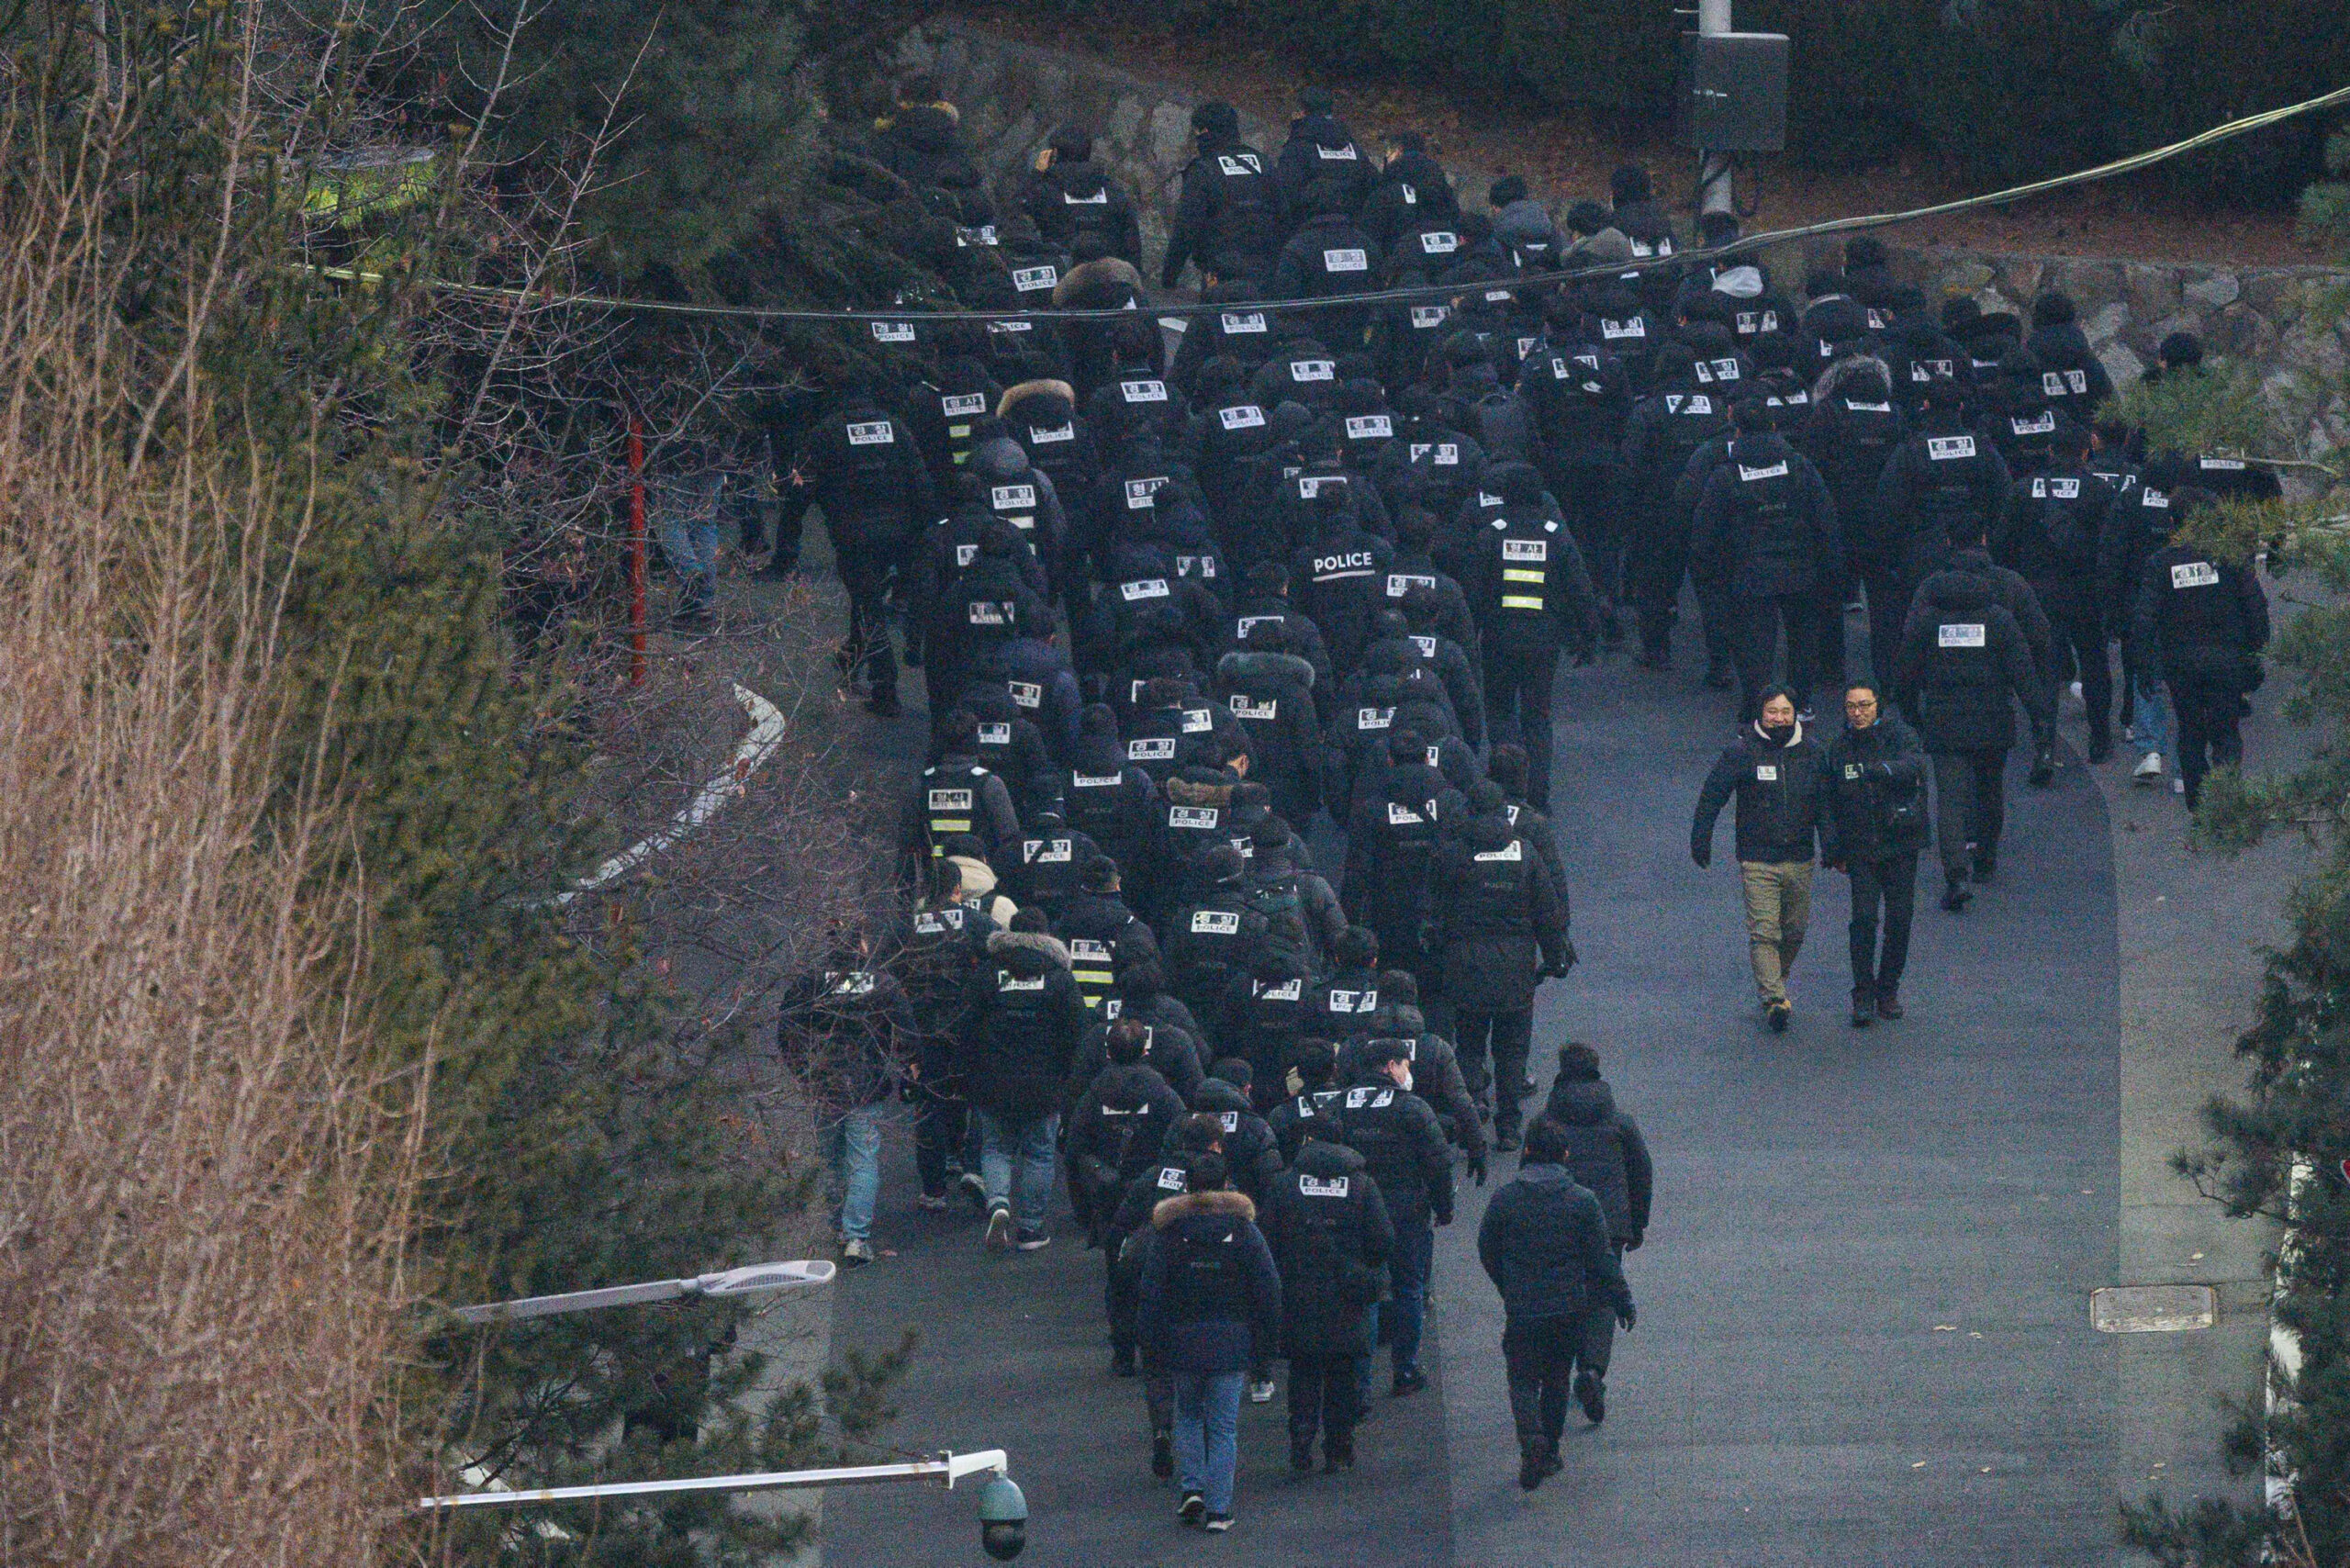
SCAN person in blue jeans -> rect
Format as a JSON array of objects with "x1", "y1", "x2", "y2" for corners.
[
  {"x1": 1136, "y1": 1151, "x2": 1282, "y2": 1534},
  {"x1": 653, "y1": 458, "x2": 726, "y2": 632},
  {"x1": 954, "y1": 913, "x2": 1089, "y2": 1251},
  {"x1": 778, "y1": 947, "x2": 913, "y2": 1268}
]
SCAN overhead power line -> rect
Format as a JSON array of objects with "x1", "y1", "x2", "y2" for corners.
[{"x1": 350, "y1": 80, "x2": 2350, "y2": 326}]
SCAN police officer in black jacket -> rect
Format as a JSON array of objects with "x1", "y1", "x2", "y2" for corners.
[
  {"x1": 1691, "y1": 398, "x2": 1843, "y2": 722},
  {"x1": 2129, "y1": 487, "x2": 2270, "y2": 811},
  {"x1": 1893, "y1": 566, "x2": 2048, "y2": 910},
  {"x1": 1478, "y1": 1114, "x2": 1633, "y2": 1489},
  {"x1": 1262, "y1": 1116, "x2": 1394, "y2": 1473},
  {"x1": 1337, "y1": 1038, "x2": 1454, "y2": 1397},
  {"x1": 1067, "y1": 1019, "x2": 1188, "y2": 1252},
  {"x1": 781, "y1": 377, "x2": 940, "y2": 714},
  {"x1": 1460, "y1": 464, "x2": 1600, "y2": 808},
  {"x1": 1818, "y1": 683, "x2": 1930, "y2": 1025},
  {"x1": 1433, "y1": 782, "x2": 1574, "y2": 1151},
  {"x1": 1164, "y1": 101, "x2": 1281, "y2": 290},
  {"x1": 1997, "y1": 422, "x2": 2116, "y2": 762}
]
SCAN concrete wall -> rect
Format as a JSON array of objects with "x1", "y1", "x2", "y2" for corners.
[{"x1": 892, "y1": 18, "x2": 2349, "y2": 458}]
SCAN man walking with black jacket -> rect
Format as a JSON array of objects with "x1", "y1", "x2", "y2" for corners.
[
  {"x1": 1478, "y1": 1115, "x2": 1634, "y2": 1491},
  {"x1": 1262, "y1": 1116, "x2": 1393, "y2": 1473},
  {"x1": 1692, "y1": 687, "x2": 1833, "y2": 1031},
  {"x1": 1818, "y1": 683, "x2": 1930, "y2": 1025}
]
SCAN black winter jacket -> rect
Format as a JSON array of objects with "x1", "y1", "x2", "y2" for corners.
[
  {"x1": 1892, "y1": 572, "x2": 2046, "y2": 752},
  {"x1": 1692, "y1": 721, "x2": 1830, "y2": 867},
  {"x1": 1478, "y1": 1162, "x2": 1630, "y2": 1323},
  {"x1": 1817, "y1": 715, "x2": 1930, "y2": 862},
  {"x1": 1538, "y1": 1078, "x2": 1654, "y2": 1244},
  {"x1": 1336, "y1": 1076, "x2": 1453, "y2": 1228},
  {"x1": 954, "y1": 931, "x2": 1090, "y2": 1114},
  {"x1": 1262, "y1": 1139, "x2": 1394, "y2": 1358},
  {"x1": 1432, "y1": 803, "x2": 1571, "y2": 1011}
]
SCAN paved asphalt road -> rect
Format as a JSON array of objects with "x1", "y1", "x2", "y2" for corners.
[{"x1": 823, "y1": 615, "x2": 2132, "y2": 1567}]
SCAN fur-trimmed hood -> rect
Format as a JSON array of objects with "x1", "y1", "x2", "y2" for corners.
[
  {"x1": 998, "y1": 379, "x2": 1075, "y2": 421},
  {"x1": 1051, "y1": 255, "x2": 1143, "y2": 308},
  {"x1": 1166, "y1": 775, "x2": 1235, "y2": 808},
  {"x1": 1813, "y1": 352, "x2": 1894, "y2": 406},
  {"x1": 1217, "y1": 649, "x2": 1315, "y2": 689},
  {"x1": 987, "y1": 928, "x2": 1070, "y2": 970},
  {"x1": 1152, "y1": 1187, "x2": 1257, "y2": 1228}
]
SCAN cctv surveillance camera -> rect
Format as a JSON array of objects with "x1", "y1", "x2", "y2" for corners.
[{"x1": 978, "y1": 1474, "x2": 1027, "y2": 1562}]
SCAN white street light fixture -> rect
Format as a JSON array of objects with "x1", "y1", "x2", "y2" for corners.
[
  {"x1": 418, "y1": 1449, "x2": 1030, "y2": 1559},
  {"x1": 450, "y1": 1260, "x2": 837, "y2": 1326}
]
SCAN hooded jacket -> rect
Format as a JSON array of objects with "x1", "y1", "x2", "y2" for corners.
[
  {"x1": 955, "y1": 930, "x2": 1089, "y2": 1114},
  {"x1": 1136, "y1": 1188, "x2": 1283, "y2": 1373},
  {"x1": 1066, "y1": 1060, "x2": 1188, "y2": 1238},
  {"x1": 1691, "y1": 432, "x2": 1842, "y2": 599},
  {"x1": 1892, "y1": 571, "x2": 2045, "y2": 752},
  {"x1": 1360, "y1": 149, "x2": 1459, "y2": 252},
  {"x1": 1262, "y1": 1138, "x2": 1393, "y2": 1357},
  {"x1": 901, "y1": 756, "x2": 1022, "y2": 876},
  {"x1": 1433, "y1": 799, "x2": 1571, "y2": 1010},
  {"x1": 1214, "y1": 649, "x2": 1323, "y2": 823},
  {"x1": 1477, "y1": 1161, "x2": 1629, "y2": 1323},
  {"x1": 1692, "y1": 718, "x2": 1830, "y2": 867},
  {"x1": 1336, "y1": 1075, "x2": 1453, "y2": 1228},
  {"x1": 1538, "y1": 1076, "x2": 1655, "y2": 1244},
  {"x1": 1019, "y1": 155, "x2": 1143, "y2": 268}
]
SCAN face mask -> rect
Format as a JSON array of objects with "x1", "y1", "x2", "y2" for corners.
[
  {"x1": 1396, "y1": 1065, "x2": 1415, "y2": 1093},
  {"x1": 1762, "y1": 722, "x2": 1795, "y2": 745}
]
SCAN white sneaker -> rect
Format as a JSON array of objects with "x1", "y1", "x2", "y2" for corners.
[
  {"x1": 2068, "y1": 679, "x2": 2084, "y2": 704},
  {"x1": 2133, "y1": 752, "x2": 2164, "y2": 784},
  {"x1": 1248, "y1": 1378, "x2": 1276, "y2": 1404},
  {"x1": 842, "y1": 1237, "x2": 876, "y2": 1266},
  {"x1": 984, "y1": 1204, "x2": 1012, "y2": 1251},
  {"x1": 2173, "y1": 777, "x2": 2187, "y2": 795}
]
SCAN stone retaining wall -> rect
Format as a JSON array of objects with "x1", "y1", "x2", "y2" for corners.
[{"x1": 890, "y1": 19, "x2": 2348, "y2": 459}]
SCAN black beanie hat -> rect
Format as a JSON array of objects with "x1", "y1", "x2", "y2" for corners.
[
  {"x1": 1488, "y1": 174, "x2": 1528, "y2": 208},
  {"x1": 1192, "y1": 100, "x2": 1238, "y2": 138},
  {"x1": 2031, "y1": 291, "x2": 2077, "y2": 329},
  {"x1": 1609, "y1": 165, "x2": 1651, "y2": 206}
]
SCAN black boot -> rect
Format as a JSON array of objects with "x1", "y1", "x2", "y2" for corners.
[
  {"x1": 1291, "y1": 1436, "x2": 1316, "y2": 1473},
  {"x1": 1519, "y1": 1446, "x2": 1550, "y2": 1491},
  {"x1": 1941, "y1": 875, "x2": 1972, "y2": 912},
  {"x1": 1324, "y1": 1436, "x2": 1355, "y2": 1472},
  {"x1": 2087, "y1": 726, "x2": 2112, "y2": 764},
  {"x1": 1575, "y1": 1370, "x2": 1606, "y2": 1426},
  {"x1": 1151, "y1": 1428, "x2": 1173, "y2": 1479},
  {"x1": 1851, "y1": 991, "x2": 1874, "y2": 1028},
  {"x1": 1876, "y1": 983, "x2": 1905, "y2": 1021},
  {"x1": 2029, "y1": 745, "x2": 2055, "y2": 787}
]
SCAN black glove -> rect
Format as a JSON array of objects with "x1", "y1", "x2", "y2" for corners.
[
  {"x1": 1469, "y1": 1153, "x2": 1488, "y2": 1188},
  {"x1": 1625, "y1": 1230, "x2": 1643, "y2": 1251},
  {"x1": 1617, "y1": 1301, "x2": 1637, "y2": 1331},
  {"x1": 2029, "y1": 745, "x2": 2055, "y2": 788},
  {"x1": 1690, "y1": 844, "x2": 1711, "y2": 869},
  {"x1": 1435, "y1": 1209, "x2": 1454, "y2": 1228}
]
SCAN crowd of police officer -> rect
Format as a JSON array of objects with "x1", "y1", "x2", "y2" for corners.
[{"x1": 770, "y1": 76, "x2": 2276, "y2": 1526}]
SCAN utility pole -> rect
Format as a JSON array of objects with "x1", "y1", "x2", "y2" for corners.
[{"x1": 1696, "y1": 0, "x2": 1736, "y2": 218}]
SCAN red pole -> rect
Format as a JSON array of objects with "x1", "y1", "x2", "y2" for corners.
[{"x1": 627, "y1": 413, "x2": 647, "y2": 688}]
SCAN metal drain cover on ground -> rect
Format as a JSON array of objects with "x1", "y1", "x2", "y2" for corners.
[{"x1": 2091, "y1": 1285, "x2": 2217, "y2": 1332}]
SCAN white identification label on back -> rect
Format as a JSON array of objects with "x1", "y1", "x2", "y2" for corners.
[
  {"x1": 1292, "y1": 360, "x2": 1336, "y2": 382},
  {"x1": 1030, "y1": 423, "x2": 1075, "y2": 444},
  {"x1": 846, "y1": 420, "x2": 894, "y2": 445},
  {"x1": 1325, "y1": 248, "x2": 1369, "y2": 272},
  {"x1": 2171, "y1": 561, "x2": 2221, "y2": 588},
  {"x1": 1222, "y1": 312, "x2": 1268, "y2": 333},
  {"x1": 1346, "y1": 415, "x2": 1393, "y2": 439},
  {"x1": 1012, "y1": 265, "x2": 1058, "y2": 292},
  {"x1": 1928, "y1": 435, "x2": 1977, "y2": 460},
  {"x1": 1192, "y1": 910, "x2": 1243, "y2": 934},
  {"x1": 1739, "y1": 461, "x2": 1789, "y2": 481},
  {"x1": 1008, "y1": 680, "x2": 1041, "y2": 708},
  {"x1": 1218, "y1": 403, "x2": 1266, "y2": 430},
  {"x1": 943, "y1": 392, "x2": 988, "y2": 416},
  {"x1": 1939, "y1": 622, "x2": 1986, "y2": 647},
  {"x1": 991, "y1": 484, "x2": 1036, "y2": 510},
  {"x1": 1122, "y1": 380, "x2": 1169, "y2": 402},
  {"x1": 870, "y1": 322, "x2": 914, "y2": 342},
  {"x1": 1299, "y1": 1175, "x2": 1350, "y2": 1198},
  {"x1": 1169, "y1": 805, "x2": 1220, "y2": 829},
  {"x1": 1119, "y1": 578, "x2": 1170, "y2": 600},
  {"x1": 1129, "y1": 737, "x2": 1177, "y2": 760}
]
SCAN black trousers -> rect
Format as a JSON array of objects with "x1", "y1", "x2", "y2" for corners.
[
  {"x1": 1814, "y1": 569, "x2": 1852, "y2": 691},
  {"x1": 1632, "y1": 522, "x2": 1729, "y2": 666},
  {"x1": 913, "y1": 1094, "x2": 972, "y2": 1196},
  {"x1": 1106, "y1": 1248, "x2": 1140, "y2": 1356},
  {"x1": 1728, "y1": 590, "x2": 1821, "y2": 721},
  {"x1": 1483, "y1": 643, "x2": 1562, "y2": 808},
  {"x1": 1578, "y1": 1241, "x2": 1628, "y2": 1377},
  {"x1": 838, "y1": 545, "x2": 901, "y2": 694},
  {"x1": 2034, "y1": 577, "x2": 2111, "y2": 749},
  {"x1": 1456, "y1": 1007, "x2": 1535, "y2": 1132},
  {"x1": 1286, "y1": 1350, "x2": 1366, "y2": 1446},
  {"x1": 2169, "y1": 676, "x2": 2245, "y2": 810},
  {"x1": 1846, "y1": 852, "x2": 1918, "y2": 996},
  {"x1": 1930, "y1": 749, "x2": 2008, "y2": 877},
  {"x1": 1502, "y1": 1313, "x2": 1589, "y2": 1454}
]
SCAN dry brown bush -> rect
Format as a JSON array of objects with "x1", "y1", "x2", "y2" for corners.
[{"x1": 0, "y1": 42, "x2": 420, "y2": 1568}]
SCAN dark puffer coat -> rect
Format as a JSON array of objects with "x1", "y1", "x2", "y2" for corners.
[{"x1": 1261, "y1": 1139, "x2": 1394, "y2": 1358}]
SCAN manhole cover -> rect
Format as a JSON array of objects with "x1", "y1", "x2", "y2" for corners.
[{"x1": 2091, "y1": 1285, "x2": 2216, "y2": 1333}]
